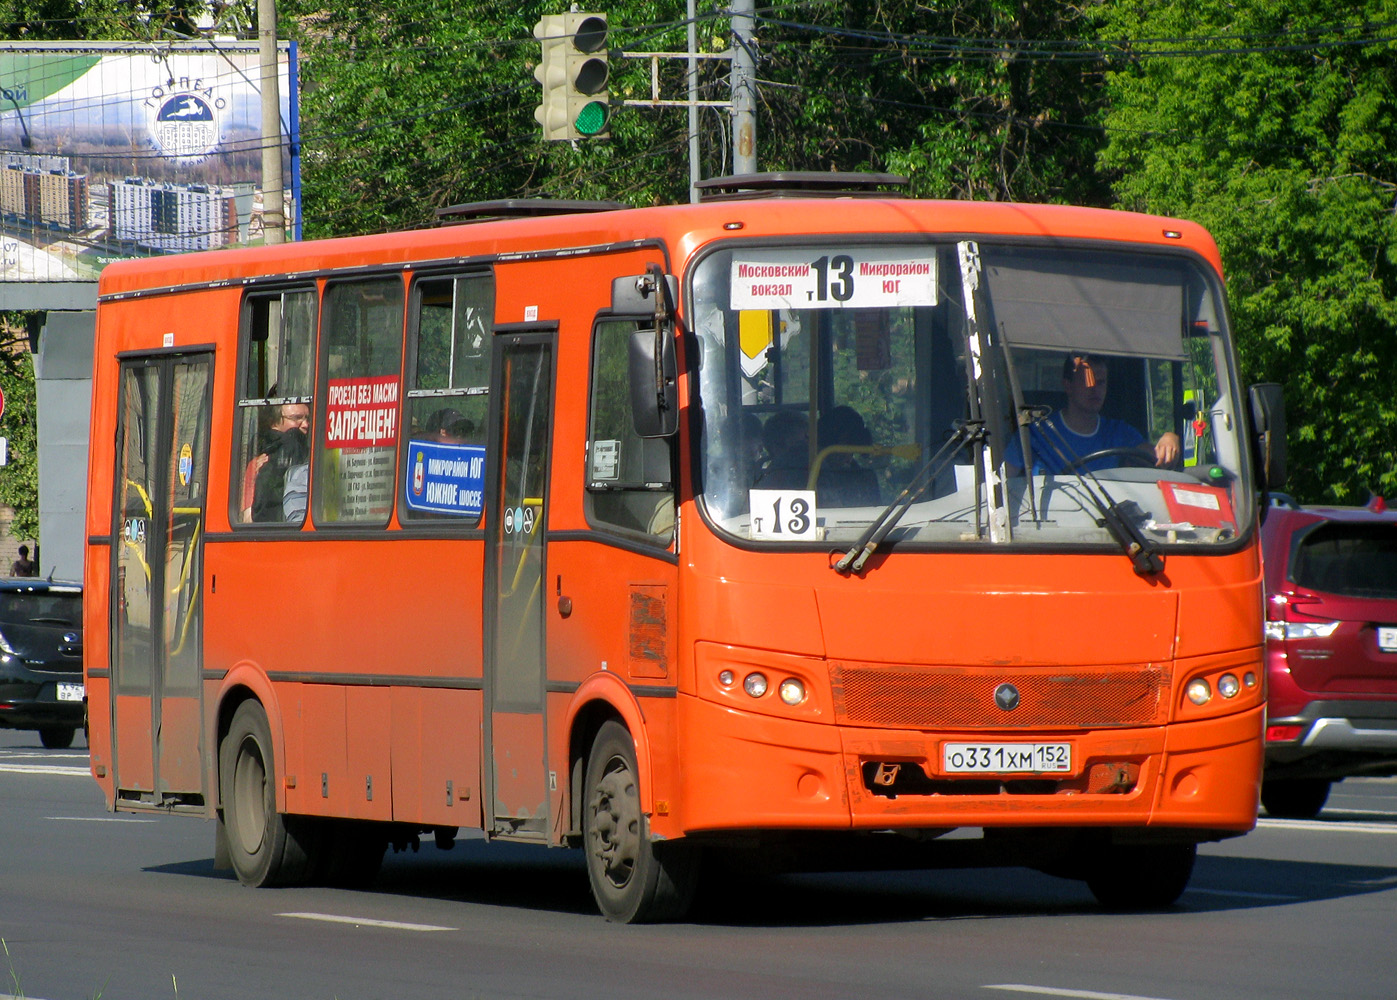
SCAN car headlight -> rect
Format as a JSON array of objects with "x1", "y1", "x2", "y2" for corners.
[{"x1": 0, "y1": 630, "x2": 15, "y2": 656}]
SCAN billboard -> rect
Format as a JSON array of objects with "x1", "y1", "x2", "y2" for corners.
[{"x1": 0, "y1": 41, "x2": 298, "y2": 282}]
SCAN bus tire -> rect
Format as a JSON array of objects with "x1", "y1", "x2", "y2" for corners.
[
  {"x1": 1085, "y1": 841, "x2": 1196, "y2": 909},
  {"x1": 584, "y1": 721, "x2": 697, "y2": 923},
  {"x1": 219, "y1": 700, "x2": 318, "y2": 888}
]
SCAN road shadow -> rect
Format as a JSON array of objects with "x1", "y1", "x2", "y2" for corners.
[{"x1": 145, "y1": 815, "x2": 1397, "y2": 927}]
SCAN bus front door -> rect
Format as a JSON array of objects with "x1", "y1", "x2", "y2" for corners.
[
  {"x1": 484, "y1": 332, "x2": 553, "y2": 839},
  {"x1": 110, "y1": 352, "x2": 213, "y2": 807}
]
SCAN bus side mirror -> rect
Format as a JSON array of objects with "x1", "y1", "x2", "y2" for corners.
[
  {"x1": 628, "y1": 327, "x2": 678, "y2": 438},
  {"x1": 1248, "y1": 382, "x2": 1287, "y2": 490},
  {"x1": 612, "y1": 272, "x2": 678, "y2": 316}
]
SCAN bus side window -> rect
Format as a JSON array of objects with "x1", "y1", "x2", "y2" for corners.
[
  {"x1": 585, "y1": 318, "x2": 674, "y2": 543},
  {"x1": 313, "y1": 277, "x2": 405, "y2": 526},
  {"x1": 232, "y1": 288, "x2": 316, "y2": 526},
  {"x1": 401, "y1": 273, "x2": 493, "y2": 524}
]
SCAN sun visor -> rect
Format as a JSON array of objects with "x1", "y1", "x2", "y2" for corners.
[{"x1": 982, "y1": 252, "x2": 1188, "y2": 360}]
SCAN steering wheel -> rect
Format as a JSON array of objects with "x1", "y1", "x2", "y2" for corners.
[{"x1": 1066, "y1": 445, "x2": 1160, "y2": 471}]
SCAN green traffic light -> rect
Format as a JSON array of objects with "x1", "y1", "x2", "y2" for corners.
[{"x1": 574, "y1": 100, "x2": 607, "y2": 136}]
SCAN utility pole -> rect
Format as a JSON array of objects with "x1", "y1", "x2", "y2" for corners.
[
  {"x1": 730, "y1": 0, "x2": 756, "y2": 175},
  {"x1": 258, "y1": 0, "x2": 284, "y2": 244},
  {"x1": 686, "y1": 0, "x2": 699, "y2": 202}
]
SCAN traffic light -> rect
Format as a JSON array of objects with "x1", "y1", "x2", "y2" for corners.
[{"x1": 533, "y1": 12, "x2": 610, "y2": 140}]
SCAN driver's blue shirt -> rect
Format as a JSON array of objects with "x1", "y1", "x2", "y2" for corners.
[{"x1": 1005, "y1": 411, "x2": 1144, "y2": 475}]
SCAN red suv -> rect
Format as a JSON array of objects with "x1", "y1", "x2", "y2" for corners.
[{"x1": 1261, "y1": 496, "x2": 1397, "y2": 817}]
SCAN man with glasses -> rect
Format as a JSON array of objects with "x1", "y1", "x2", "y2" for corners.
[{"x1": 240, "y1": 402, "x2": 311, "y2": 522}]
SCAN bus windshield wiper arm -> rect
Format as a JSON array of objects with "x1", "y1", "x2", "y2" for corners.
[
  {"x1": 1033, "y1": 416, "x2": 1164, "y2": 577},
  {"x1": 834, "y1": 421, "x2": 978, "y2": 575}
]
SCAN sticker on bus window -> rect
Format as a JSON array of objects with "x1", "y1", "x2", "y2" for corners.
[
  {"x1": 591, "y1": 439, "x2": 620, "y2": 480},
  {"x1": 731, "y1": 249, "x2": 936, "y2": 311},
  {"x1": 325, "y1": 376, "x2": 400, "y2": 449},
  {"x1": 405, "y1": 440, "x2": 486, "y2": 517},
  {"x1": 749, "y1": 489, "x2": 817, "y2": 540},
  {"x1": 1159, "y1": 481, "x2": 1234, "y2": 529}
]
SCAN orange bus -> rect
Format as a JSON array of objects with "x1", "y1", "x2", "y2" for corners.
[{"x1": 85, "y1": 173, "x2": 1285, "y2": 922}]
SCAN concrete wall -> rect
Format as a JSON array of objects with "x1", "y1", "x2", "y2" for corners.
[{"x1": 34, "y1": 310, "x2": 94, "y2": 582}]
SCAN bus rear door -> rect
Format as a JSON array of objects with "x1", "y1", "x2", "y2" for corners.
[
  {"x1": 110, "y1": 351, "x2": 213, "y2": 807},
  {"x1": 484, "y1": 331, "x2": 554, "y2": 838}
]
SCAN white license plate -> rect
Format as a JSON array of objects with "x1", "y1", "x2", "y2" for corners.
[
  {"x1": 943, "y1": 742, "x2": 1072, "y2": 774},
  {"x1": 1379, "y1": 627, "x2": 1397, "y2": 652},
  {"x1": 56, "y1": 682, "x2": 85, "y2": 702}
]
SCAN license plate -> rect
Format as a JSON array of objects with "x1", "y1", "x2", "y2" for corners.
[
  {"x1": 943, "y1": 742, "x2": 1072, "y2": 774},
  {"x1": 56, "y1": 682, "x2": 85, "y2": 702},
  {"x1": 1380, "y1": 627, "x2": 1397, "y2": 653}
]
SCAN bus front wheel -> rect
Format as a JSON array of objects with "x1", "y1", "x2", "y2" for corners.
[
  {"x1": 1084, "y1": 841, "x2": 1196, "y2": 909},
  {"x1": 583, "y1": 721, "x2": 697, "y2": 923},
  {"x1": 219, "y1": 700, "x2": 318, "y2": 888}
]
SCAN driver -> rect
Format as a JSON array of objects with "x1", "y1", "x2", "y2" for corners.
[{"x1": 1007, "y1": 353, "x2": 1180, "y2": 475}]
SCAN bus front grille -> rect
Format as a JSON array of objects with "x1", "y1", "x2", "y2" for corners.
[{"x1": 832, "y1": 663, "x2": 1168, "y2": 729}]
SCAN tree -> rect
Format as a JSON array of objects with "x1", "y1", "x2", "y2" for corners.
[
  {"x1": 0, "y1": 316, "x2": 37, "y2": 541},
  {"x1": 282, "y1": 0, "x2": 1107, "y2": 236},
  {"x1": 0, "y1": 0, "x2": 212, "y2": 40},
  {"x1": 1096, "y1": 0, "x2": 1397, "y2": 502}
]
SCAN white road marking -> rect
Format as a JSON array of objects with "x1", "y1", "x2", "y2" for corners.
[
  {"x1": 278, "y1": 912, "x2": 457, "y2": 933},
  {"x1": 0, "y1": 750, "x2": 88, "y2": 760},
  {"x1": 985, "y1": 986, "x2": 1179, "y2": 1000},
  {"x1": 0, "y1": 763, "x2": 90, "y2": 777},
  {"x1": 47, "y1": 815, "x2": 156, "y2": 823},
  {"x1": 1257, "y1": 817, "x2": 1397, "y2": 834}
]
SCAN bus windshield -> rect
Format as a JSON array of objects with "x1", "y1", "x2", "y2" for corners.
[{"x1": 692, "y1": 240, "x2": 1252, "y2": 551}]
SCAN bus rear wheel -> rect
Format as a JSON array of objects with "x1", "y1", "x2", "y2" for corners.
[
  {"x1": 1085, "y1": 841, "x2": 1196, "y2": 909},
  {"x1": 584, "y1": 721, "x2": 697, "y2": 923},
  {"x1": 219, "y1": 700, "x2": 318, "y2": 888}
]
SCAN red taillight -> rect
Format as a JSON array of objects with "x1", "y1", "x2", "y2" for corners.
[{"x1": 1266, "y1": 724, "x2": 1305, "y2": 743}]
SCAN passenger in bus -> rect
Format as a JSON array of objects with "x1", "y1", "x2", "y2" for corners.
[
  {"x1": 753, "y1": 409, "x2": 810, "y2": 490},
  {"x1": 247, "y1": 407, "x2": 310, "y2": 523},
  {"x1": 240, "y1": 402, "x2": 310, "y2": 521},
  {"x1": 1006, "y1": 353, "x2": 1181, "y2": 475},
  {"x1": 282, "y1": 462, "x2": 309, "y2": 523},
  {"x1": 815, "y1": 406, "x2": 881, "y2": 506},
  {"x1": 425, "y1": 406, "x2": 473, "y2": 444}
]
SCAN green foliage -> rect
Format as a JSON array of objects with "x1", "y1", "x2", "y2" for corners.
[
  {"x1": 283, "y1": 0, "x2": 1108, "y2": 234},
  {"x1": 761, "y1": 0, "x2": 1108, "y2": 204},
  {"x1": 1096, "y1": 1, "x2": 1397, "y2": 502},
  {"x1": 0, "y1": 0, "x2": 211, "y2": 40},
  {"x1": 0, "y1": 318, "x2": 38, "y2": 540}
]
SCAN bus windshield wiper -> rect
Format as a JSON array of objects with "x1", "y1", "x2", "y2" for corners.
[
  {"x1": 834, "y1": 421, "x2": 978, "y2": 575},
  {"x1": 1032, "y1": 415, "x2": 1165, "y2": 577}
]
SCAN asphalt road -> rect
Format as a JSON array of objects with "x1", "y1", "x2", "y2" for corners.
[{"x1": 2, "y1": 726, "x2": 1395, "y2": 1000}]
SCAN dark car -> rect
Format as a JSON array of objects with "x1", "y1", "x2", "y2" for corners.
[
  {"x1": 0, "y1": 579, "x2": 84, "y2": 748},
  {"x1": 1261, "y1": 496, "x2": 1397, "y2": 817}
]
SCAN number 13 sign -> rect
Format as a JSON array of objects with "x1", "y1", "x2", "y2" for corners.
[{"x1": 749, "y1": 489, "x2": 818, "y2": 540}]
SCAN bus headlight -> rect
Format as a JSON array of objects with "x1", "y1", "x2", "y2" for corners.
[
  {"x1": 743, "y1": 672, "x2": 768, "y2": 698},
  {"x1": 1186, "y1": 678, "x2": 1212, "y2": 706},
  {"x1": 778, "y1": 678, "x2": 806, "y2": 706},
  {"x1": 1217, "y1": 673, "x2": 1240, "y2": 699}
]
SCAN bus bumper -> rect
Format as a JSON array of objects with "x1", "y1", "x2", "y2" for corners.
[{"x1": 674, "y1": 693, "x2": 1262, "y2": 837}]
